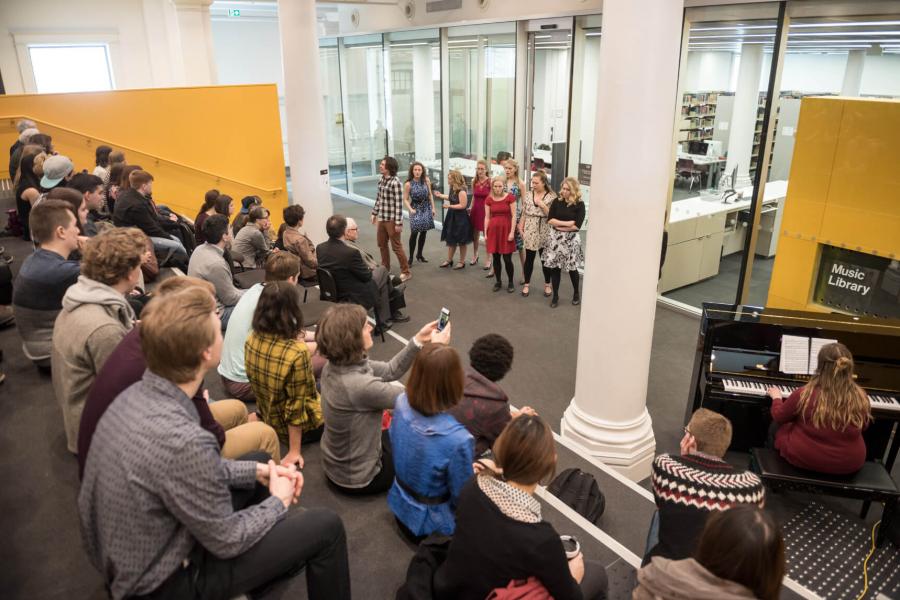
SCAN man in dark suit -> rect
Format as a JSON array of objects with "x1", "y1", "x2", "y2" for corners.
[{"x1": 317, "y1": 214, "x2": 409, "y2": 333}]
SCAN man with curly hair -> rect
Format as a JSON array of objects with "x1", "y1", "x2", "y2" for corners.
[
  {"x1": 51, "y1": 227, "x2": 148, "y2": 454},
  {"x1": 448, "y1": 333, "x2": 536, "y2": 456}
]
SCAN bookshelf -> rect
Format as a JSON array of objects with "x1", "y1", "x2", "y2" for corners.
[{"x1": 678, "y1": 92, "x2": 721, "y2": 147}]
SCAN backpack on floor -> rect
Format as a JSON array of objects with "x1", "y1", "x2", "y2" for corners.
[{"x1": 547, "y1": 468, "x2": 605, "y2": 525}]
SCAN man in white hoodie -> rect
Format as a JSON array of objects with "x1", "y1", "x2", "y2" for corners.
[{"x1": 51, "y1": 227, "x2": 148, "y2": 454}]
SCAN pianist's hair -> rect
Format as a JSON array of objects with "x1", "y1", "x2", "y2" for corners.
[{"x1": 800, "y1": 342, "x2": 871, "y2": 431}]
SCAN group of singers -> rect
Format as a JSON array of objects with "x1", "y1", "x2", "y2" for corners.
[{"x1": 388, "y1": 154, "x2": 585, "y2": 309}]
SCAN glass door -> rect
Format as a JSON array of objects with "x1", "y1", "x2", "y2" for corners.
[{"x1": 524, "y1": 19, "x2": 574, "y2": 194}]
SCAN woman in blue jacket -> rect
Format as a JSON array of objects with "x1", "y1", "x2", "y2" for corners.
[{"x1": 388, "y1": 343, "x2": 474, "y2": 541}]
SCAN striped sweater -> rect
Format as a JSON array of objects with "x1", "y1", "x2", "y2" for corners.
[{"x1": 648, "y1": 452, "x2": 765, "y2": 561}]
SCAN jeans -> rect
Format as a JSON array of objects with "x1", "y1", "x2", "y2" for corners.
[
  {"x1": 150, "y1": 235, "x2": 188, "y2": 263},
  {"x1": 219, "y1": 305, "x2": 235, "y2": 331},
  {"x1": 642, "y1": 509, "x2": 660, "y2": 563}
]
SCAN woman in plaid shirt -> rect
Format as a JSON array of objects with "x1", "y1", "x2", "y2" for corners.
[{"x1": 245, "y1": 281, "x2": 324, "y2": 468}]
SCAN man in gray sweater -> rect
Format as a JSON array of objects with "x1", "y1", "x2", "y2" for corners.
[{"x1": 188, "y1": 214, "x2": 244, "y2": 330}]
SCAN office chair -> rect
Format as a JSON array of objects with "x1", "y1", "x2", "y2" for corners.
[{"x1": 316, "y1": 267, "x2": 385, "y2": 342}]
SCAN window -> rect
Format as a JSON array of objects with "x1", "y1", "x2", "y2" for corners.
[{"x1": 29, "y1": 45, "x2": 114, "y2": 93}]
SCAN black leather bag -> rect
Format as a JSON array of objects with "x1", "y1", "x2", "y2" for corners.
[{"x1": 547, "y1": 468, "x2": 606, "y2": 525}]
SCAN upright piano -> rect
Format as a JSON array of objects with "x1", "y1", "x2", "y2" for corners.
[{"x1": 687, "y1": 303, "x2": 900, "y2": 471}]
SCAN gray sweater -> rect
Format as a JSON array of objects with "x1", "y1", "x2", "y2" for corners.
[
  {"x1": 320, "y1": 339, "x2": 421, "y2": 487},
  {"x1": 187, "y1": 242, "x2": 244, "y2": 308}
]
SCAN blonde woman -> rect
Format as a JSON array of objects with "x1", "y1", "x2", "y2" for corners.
[
  {"x1": 484, "y1": 176, "x2": 517, "y2": 292},
  {"x1": 435, "y1": 170, "x2": 473, "y2": 269},
  {"x1": 503, "y1": 159, "x2": 527, "y2": 277},
  {"x1": 768, "y1": 342, "x2": 871, "y2": 474},
  {"x1": 470, "y1": 160, "x2": 491, "y2": 267},
  {"x1": 542, "y1": 177, "x2": 585, "y2": 308},
  {"x1": 517, "y1": 170, "x2": 555, "y2": 298}
]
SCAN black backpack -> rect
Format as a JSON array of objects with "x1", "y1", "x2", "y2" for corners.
[{"x1": 547, "y1": 468, "x2": 605, "y2": 525}]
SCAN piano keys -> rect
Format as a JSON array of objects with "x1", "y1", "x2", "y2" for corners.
[{"x1": 688, "y1": 303, "x2": 900, "y2": 470}]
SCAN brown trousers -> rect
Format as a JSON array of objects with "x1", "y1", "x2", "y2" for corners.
[
  {"x1": 209, "y1": 399, "x2": 281, "y2": 462},
  {"x1": 376, "y1": 220, "x2": 410, "y2": 275}
]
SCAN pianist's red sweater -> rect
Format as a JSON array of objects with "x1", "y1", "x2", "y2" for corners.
[{"x1": 771, "y1": 386, "x2": 866, "y2": 475}]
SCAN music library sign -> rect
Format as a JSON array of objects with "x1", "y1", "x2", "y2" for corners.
[{"x1": 814, "y1": 245, "x2": 899, "y2": 317}]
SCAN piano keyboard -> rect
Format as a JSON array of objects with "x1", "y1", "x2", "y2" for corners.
[{"x1": 721, "y1": 378, "x2": 900, "y2": 414}]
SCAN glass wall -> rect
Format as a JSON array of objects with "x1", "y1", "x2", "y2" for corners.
[
  {"x1": 568, "y1": 15, "x2": 603, "y2": 222},
  {"x1": 342, "y1": 34, "x2": 387, "y2": 200},
  {"x1": 447, "y1": 23, "x2": 516, "y2": 174},
  {"x1": 385, "y1": 29, "x2": 442, "y2": 191},
  {"x1": 318, "y1": 38, "x2": 348, "y2": 192},
  {"x1": 660, "y1": 3, "x2": 779, "y2": 309}
]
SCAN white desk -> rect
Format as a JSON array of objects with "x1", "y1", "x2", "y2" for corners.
[
  {"x1": 422, "y1": 158, "x2": 505, "y2": 181},
  {"x1": 676, "y1": 152, "x2": 727, "y2": 189},
  {"x1": 661, "y1": 180, "x2": 788, "y2": 293}
]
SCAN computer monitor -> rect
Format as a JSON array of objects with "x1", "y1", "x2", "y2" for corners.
[
  {"x1": 688, "y1": 141, "x2": 708, "y2": 155},
  {"x1": 706, "y1": 140, "x2": 723, "y2": 157}
]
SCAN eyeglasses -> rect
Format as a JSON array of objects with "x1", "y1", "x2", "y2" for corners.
[
  {"x1": 347, "y1": 227, "x2": 359, "y2": 231},
  {"x1": 683, "y1": 427, "x2": 692, "y2": 437}
]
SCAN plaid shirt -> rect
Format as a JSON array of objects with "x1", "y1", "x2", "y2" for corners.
[
  {"x1": 244, "y1": 332, "x2": 323, "y2": 442},
  {"x1": 373, "y1": 175, "x2": 404, "y2": 225}
]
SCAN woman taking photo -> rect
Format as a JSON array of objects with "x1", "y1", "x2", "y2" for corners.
[
  {"x1": 403, "y1": 161, "x2": 435, "y2": 264},
  {"x1": 635, "y1": 505, "x2": 785, "y2": 600},
  {"x1": 245, "y1": 281, "x2": 324, "y2": 469},
  {"x1": 435, "y1": 170, "x2": 473, "y2": 270},
  {"x1": 503, "y1": 158, "x2": 526, "y2": 276},
  {"x1": 518, "y1": 170, "x2": 555, "y2": 298},
  {"x1": 317, "y1": 304, "x2": 448, "y2": 495},
  {"x1": 768, "y1": 342, "x2": 870, "y2": 474},
  {"x1": 470, "y1": 159, "x2": 491, "y2": 268},
  {"x1": 543, "y1": 177, "x2": 585, "y2": 308},
  {"x1": 484, "y1": 176, "x2": 518, "y2": 292},
  {"x1": 434, "y1": 415, "x2": 608, "y2": 600},
  {"x1": 388, "y1": 343, "x2": 473, "y2": 541}
]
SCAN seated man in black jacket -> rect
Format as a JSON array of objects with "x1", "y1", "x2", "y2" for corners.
[
  {"x1": 113, "y1": 170, "x2": 188, "y2": 267},
  {"x1": 316, "y1": 214, "x2": 408, "y2": 333}
]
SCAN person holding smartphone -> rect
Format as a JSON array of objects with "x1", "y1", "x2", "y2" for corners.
[{"x1": 432, "y1": 415, "x2": 608, "y2": 599}]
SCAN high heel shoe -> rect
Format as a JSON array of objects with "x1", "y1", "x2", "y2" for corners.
[
  {"x1": 417, "y1": 255, "x2": 428, "y2": 263},
  {"x1": 492, "y1": 282, "x2": 502, "y2": 292},
  {"x1": 452, "y1": 262, "x2": 465, "y2": 270},
  {"x1": 469, "y1": 254, "x2": 479, "y2": 266}
]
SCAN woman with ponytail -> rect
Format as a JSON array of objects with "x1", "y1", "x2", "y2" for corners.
[{"x1": 768, "y1": 342, "x2": 871, "y2": 474}]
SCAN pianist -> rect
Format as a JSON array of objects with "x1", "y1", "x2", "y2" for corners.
[
  {"x1": 768, "y1": 342, "x2": 871, "y2": 475},
  {"x1": 645, "y1": 408, "x2": 765, "y2": 564}
]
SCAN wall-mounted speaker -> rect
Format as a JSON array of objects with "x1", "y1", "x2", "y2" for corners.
[
  {"x1": 403, "y1": 1, "x2": 415, "y2": 21},
  {"x1": 350, "y1": 8, "x2": 360, "y2": 29}
]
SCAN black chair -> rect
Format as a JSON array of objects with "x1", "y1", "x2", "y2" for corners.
[
  {"x1": 299, "y1": 278, "x2": 317, "y2": 303},
  {"x1": 316, "y1": 267, "x2": 385, "y2": 342},
  {"x1": 233, "y1": 268, "x2": 265, "y2": 289},
  {"x1": 750, "y1": 448, "x2": 898, "y2": 547}
]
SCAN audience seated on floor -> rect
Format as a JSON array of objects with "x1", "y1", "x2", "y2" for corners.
[
  {"x1": 68, "y1": 173, "x2": 106, "y2": 237},
  {"x1": 188, "y1": 214, "x2": 245, "y2": 330},
  {"x1": 317, "y1": 214, "x2": 409, "y2": 334},
  {"x1": 279, "y1": 204, "x2": 318, "y2": 282},
  {"x1": 47, "y1": 187, "x2": 89, "y2": 237},
  {"x1": 646, "y1": 408, "x2": 765, "y2": 564},
  {"x1": 431, "y1": 415, "x2": 608, "y2": 600},
  {"x1": 77, "y1": 276, "x2": 281, "y2": 480},
  {"x1": 78, "y1": 286, "x2": 351, "y2": 600},
  {"x1": 448, "y1": 333, "x2": 537, "y2": 456},
  {"x1": 194, "y1": 189, "x2": 231, "y2": 245},
  {"x1": 634, "y1": 505, "x2": 785, "y2": 600},
  {"x1": 232, "y1": 194, "x2": 261, "y2": 237},
  {"x1": 8, "y1": 118, "x2": 36, "y2": 175},
  {"x1": 12, "y1": 199, "x2": 82, "y2": 367},
  {"x1": 769, "y1": 342, "x2": 871, "y2": 475},
  {"x1": 40, "y1": 153, "x2": 75, "y2": 194},
  {"x1": 317, "y1": 305, "x2": 447, "y2": 496},
  {"x1": 245, "y1": 281, "x2": 324, "y2": 469},
  {"x1": 113, "y1": 169, "x2": 188, "y2": 267},
  {"x1": 233, "y1": 206, "x2": 275, "y2": 268},
  {"x1": 388, "y1": 342, "x2": 474, "y2": 541},
  {"x1": 218, "y1": 251, "x2": 317, "y2": 402},
  {"x1": 52, "y1": 228, "x2": 146, "y2": 454}
]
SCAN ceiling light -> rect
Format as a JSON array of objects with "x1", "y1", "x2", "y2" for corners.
[
  {"x1": 791, "y1": 30, "x2": 900, "y2": 37},
  {"x1": 534, "y1": 35, "x2": 552, "y2": 39},
  {"x1": 791, "y1": 20, "x2": 900, "y2": 28},
  {"x1": 691, "y1": 25, "x2": 776, "y2": 32},
  {"x1": 448, "y1": 38, "x2": 477, "y2": 43}
]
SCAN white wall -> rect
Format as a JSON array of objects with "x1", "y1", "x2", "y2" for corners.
[
  {"x1": 861, "y1": 54, "x2": 900, "y2": 97},
  {"x1": 532, "y1": 49, "x2": 570, "y2": 145},
  {"x1": 683, "y1": 51, "x2": 735, "y2": 91},
  {"x1": 211, "y1": 17, "x2": 284, "y2": 92},
  {"x1": 780, "y1": 53, "x2": 846, "y2": 93}
]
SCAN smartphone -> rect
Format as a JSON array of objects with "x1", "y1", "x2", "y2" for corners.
[{"x1": 437, "y1": 307, "x2": 451, "y2": 332}]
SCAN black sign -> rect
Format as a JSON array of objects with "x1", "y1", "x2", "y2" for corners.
[
  {"x1": 578, "y1": 163, "x2": 591, "y2": 187},
  {"x1": 813, "y1": 245, "x2": 900, "y2": 318}
]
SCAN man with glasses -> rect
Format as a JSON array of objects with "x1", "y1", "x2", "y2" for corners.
[{"x1": 643, "y1": 408, "x2": 765, "y2": 565}]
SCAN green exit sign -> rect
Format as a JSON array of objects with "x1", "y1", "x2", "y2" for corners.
[{"x1": 227, "y1": 8, "x2": 241, "y2": 17}]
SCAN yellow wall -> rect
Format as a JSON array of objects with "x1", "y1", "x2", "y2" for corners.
[
  {"x1": 767, "y1": 97, "x2": 900, "y2": 311},
  {"x1": 1, "y1": 84, "x2": 287, "y2": 226}
]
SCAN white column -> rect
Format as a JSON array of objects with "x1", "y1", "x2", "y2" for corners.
[
  {"x1": 170, "y1": 0, "x2": 218, "y2": 85},
  {"x1": 724, "y1": 44, "x2": 763, "y2": 189},
  {"x1": 277, "y1": 0, "x2": 334, "y2": 239},
  {"x1": 559, "y1": 0, "x2": 683, "y2": 482},
  {"x1": 412, "y1": 45, "x2": 436, "y2": 161},
  {"x1": 841, "y1": 49, "x2": 865, "y2": 97}
]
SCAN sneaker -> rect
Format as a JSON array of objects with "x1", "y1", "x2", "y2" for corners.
[
  {"x1": 391, "y1": 311, "x2": 411, "y2": 323},
  {"x1": 399, "y1": 272, "x2": 412, "y2": 282}
]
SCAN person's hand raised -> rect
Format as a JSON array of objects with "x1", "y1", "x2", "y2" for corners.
[
  {"x1": 414, "y1": 321, "x2": 438, "y2": 345},
  {"x1": 431, "y1": 321, "x2": 451, "y2": 345}
]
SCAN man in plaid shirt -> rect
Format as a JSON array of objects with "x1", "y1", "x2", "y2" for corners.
[{"x1": 371, "y1": 156, "x2": 411, "y2": 281}]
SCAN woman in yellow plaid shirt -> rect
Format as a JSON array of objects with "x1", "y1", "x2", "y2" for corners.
[{"x1": 245, "y1": 281, "x2": 323, "y2": 468}]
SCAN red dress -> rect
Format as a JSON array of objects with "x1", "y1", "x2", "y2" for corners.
[
  {"x1": 771, "y1": 386, "x2": 867, "y2": 475},
  {"x1": 469, "y1": 178, "x2": 490, "y2": 233},
  {"x1": 485, "y1": 194, "x2": 517, "y2": 255}
]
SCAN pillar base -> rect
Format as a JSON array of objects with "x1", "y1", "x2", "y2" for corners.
[{"x1": 560, "y1": 400, "x2": 656, "y2": 481}]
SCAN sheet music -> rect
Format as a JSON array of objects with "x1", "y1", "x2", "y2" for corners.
[
  {"x1": 809, "y1": 338, "x2": 839, "y2": 373},
  {"x1": 780, "y1": 335, "x2": 811, "y2": 375}
]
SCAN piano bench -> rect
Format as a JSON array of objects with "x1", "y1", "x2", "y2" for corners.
[{"x1": 750, "y1": 448, "x2": 899, "y2": 547}]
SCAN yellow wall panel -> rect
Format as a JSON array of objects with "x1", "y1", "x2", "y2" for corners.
[
  {"x1": 0, "y1": 85, "x2": 287, "y2": 226},
  {"x1": 768, "y1": 235, "x2": 819, "y2": 306}
]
